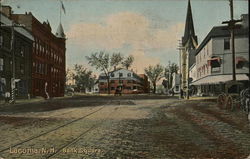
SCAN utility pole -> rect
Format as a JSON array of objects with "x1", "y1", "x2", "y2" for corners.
[
  {"x1": 10, "y1": 21, "x2": 16, "y2": 103},
  {"x1": 222, "y1": 0, "x2": 242, "y2": 81},
  {"x1": 186, "y1": 49, "x2": 190, "y2": 100},
  {"x1": 177, "y1": 40, "x2": 184, "y2": 99}
]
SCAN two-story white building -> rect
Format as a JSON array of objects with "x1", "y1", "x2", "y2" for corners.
[{"x1": 191, "y1": 14, "x2": 249, "y2": 96}]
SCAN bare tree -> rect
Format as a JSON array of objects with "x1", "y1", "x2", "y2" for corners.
[
  {"x1": 122, "y1": 55, "x2": 134, "y2": 69},
  {"x1": 144, "y1": 64, "x2": 164, "y2": 94}
]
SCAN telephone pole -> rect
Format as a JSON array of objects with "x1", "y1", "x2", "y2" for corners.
[
  {"x1": 177, "y1": 40, "x2": 184, "y2": 99},
  {"x1": 222, "y1": 0, "x2": 242, "y2": 81}
]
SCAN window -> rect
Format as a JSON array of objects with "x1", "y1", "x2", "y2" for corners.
[
  {"x1": 111, "y1": 80, "x2": 115, "y2": 83},
  {"x1": 20, "y1": 64, "x2": 24, "y2": 74},
  {"x1": 20, "y1": 46, "x2": 25, "y2": 56},
  {"x1": 100, "y1": 82, "x2": 104, "y2": 85},
  {"x1": 119, "y1": 80, "x2": 123, "y2": 84},
  {"x1": 0, "y1": 58, "x2": 3, "y2": 71},
  {"x1": 110, "y1": 73, "x2": 114, "y2": 77},
  {"x1": 236, "y1": 61, "x2": 249, "y2": 69},
  {"x1": 127, "y1": 73, "x2": 131, "y2": 77},
  {"x1": 224, "y1": 38, "x2": 230, "y2": 50},
  {"x1": 119, "y1": 73, "x2": 123, "y2": 77},
  {"x1": 211, "y1": 60, "x2": 220, "y2": 68},
  {"x1": 126, "y1": 87, "x2": 131, "y2": 90}
]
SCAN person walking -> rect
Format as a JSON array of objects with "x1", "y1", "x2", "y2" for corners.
[{"x1": 5, "y1": 91, "x2": 10, "y2": 103}]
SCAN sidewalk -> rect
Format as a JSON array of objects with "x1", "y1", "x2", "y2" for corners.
[
  {"x1": 0, "y1": 97, "x2": 45, "y2": 107},
  {"x1": 187, "y1": 96, "x2": 217, "y2": 102}
]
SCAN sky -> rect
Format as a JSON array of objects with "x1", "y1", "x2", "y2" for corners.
[{"x1": 2, "y1": 0, "x2": 248, "y2": 74}]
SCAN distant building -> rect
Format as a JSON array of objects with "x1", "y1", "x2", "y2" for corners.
[
  {"x1": 181, "y1": 0, "x2": 198, "y2": 97},
  {"x1": 98, "y1": 68, "x2": 150, "y2": 94},
  {"x1": 8, "y1": 7, "x2": 66, "y2": 97},
  {"x1": 191, "y1": 14, "x2": 249, "y2": 96},
  {"x1": 0, "y1": 10, "x2": 34, "y2": 99},
  {"x1": 85, "y1": 80, "x2": 99, "y2": 94}
]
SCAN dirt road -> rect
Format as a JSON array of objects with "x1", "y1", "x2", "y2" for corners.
[{"x1": 0, "y1": 95, "x2": 249, "y2": 159}]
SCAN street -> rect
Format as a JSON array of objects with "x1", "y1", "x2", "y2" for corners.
[{"x1": 0, "y1": 95, "x2": 249, "y2": 159}]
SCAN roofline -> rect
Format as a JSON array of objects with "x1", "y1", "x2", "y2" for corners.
[{"x1": 195, "y1": 25, "x2": 249, "y2": 56}]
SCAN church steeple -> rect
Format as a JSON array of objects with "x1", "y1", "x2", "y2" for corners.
[
  {"x1": 182, "y1": 0, "x2": 197, "y2": 48},
  {"x1": 55, "y1": 22, "x2": 66, "y2": 39}
]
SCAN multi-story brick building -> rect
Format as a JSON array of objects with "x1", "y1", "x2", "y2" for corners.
[
  {"x1": 9, "y1": 8, "x2": 66, "y2": 98},
  {"x1": 0, "y1": 9, "x2": 33, "y2": 99},
  {"x1": 98, "y1": 68, "x2": 150, "y2": 94}
]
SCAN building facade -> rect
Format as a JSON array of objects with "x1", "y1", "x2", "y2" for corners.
[
  {"x1": 181, "y1": 0, "x2": 198, "y2": 97},
  {"x1": 191, "y1": 14, "x2": 249, "y2": 95},
  {"x1": 0, "y1": 11, "x2": 33, "y2": 99},
  {"x1": 98, "y1": 68, "x2": 150, "y2": 94},
  {"x1": 9, "y1": 9, "x2": 66, "y2": 98}
]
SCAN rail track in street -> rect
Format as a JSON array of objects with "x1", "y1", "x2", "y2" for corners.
[
  {"x1": 45, "y1": 105, "x2": 119, "y2": 159},
  {"x1": 0, "y1": 101, "x2": 112, "y2": 155}
]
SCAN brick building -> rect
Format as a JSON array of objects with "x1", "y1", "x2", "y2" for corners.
[
  {"x1": 98, "y1": 68, "x2": 150, "y2": 94},
  {"x1": 0, "y1": 9, "x2": 33, "y2": 99},
  {"x1": 9, "y1": 9, "x2": 66, "y2": 97}
]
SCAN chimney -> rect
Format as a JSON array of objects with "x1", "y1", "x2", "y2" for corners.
[{"x1": 1, "y1": 6, "x2": 12, "y2": 17}]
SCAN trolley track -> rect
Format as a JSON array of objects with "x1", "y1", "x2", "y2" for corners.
[
  {"x1": 0, "y1": 101, "x2": 111, "y2": 154},
  {"x1": 45, "y1": 105, "x2": 119, "y2": 159}
]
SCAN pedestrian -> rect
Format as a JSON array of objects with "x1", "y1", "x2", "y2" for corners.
[
  {"x1": 172, "y1": 89, "x2": 175, "y2": 96},
  {"x1": 180, "y1": 89, "x2": 183, "y2": 98},
  {"x1": 5, "y1": 91, "x2": 10, "y2": 103}
]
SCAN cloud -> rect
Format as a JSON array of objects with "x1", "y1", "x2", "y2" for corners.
[
  {"x1": 130, "y1": 49, "x2": 160, "y2": 74},
  {"x1": 66, "y1": 11, "x2": 184, "y2": 73},
  {"x1": 67, "y1": 11, "x2": 184, "y2": 50}
]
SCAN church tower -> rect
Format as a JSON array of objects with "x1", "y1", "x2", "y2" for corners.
[{"x1": 181, "y1": 0, "x2": 198, "y2": 98}]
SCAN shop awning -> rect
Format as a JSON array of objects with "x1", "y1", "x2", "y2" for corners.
[
  {"x1": 191, "y1": 74, "x2": 249, "y2": 85},
  {"x1": 236, "y1": 56, "x2": 247, "y2": 63},
  {"x1": 207, "y1": 56, "x2": 221, "y2": 66}
]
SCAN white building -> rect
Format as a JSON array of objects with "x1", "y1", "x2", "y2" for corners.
[{"x1": 191, "y1": 14, "x2": 249, "y2": 95}]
